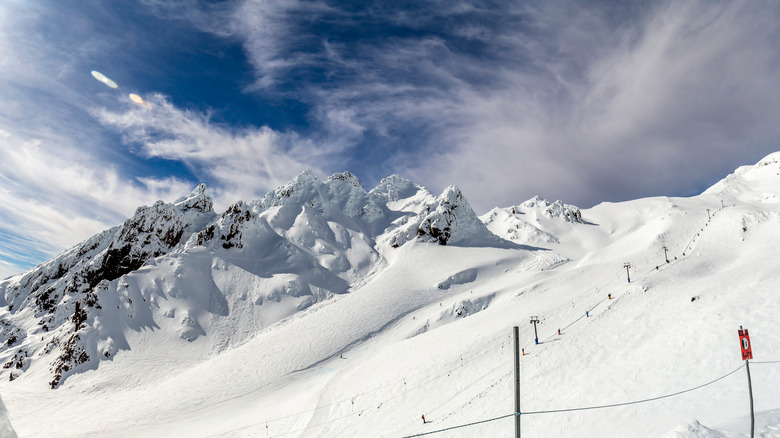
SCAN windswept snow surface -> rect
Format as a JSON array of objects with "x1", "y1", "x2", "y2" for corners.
[
  {"x1": 0, "y1": 395, "x2": 18, "y2": 438},
  {"x1": 1, "y1": 154, "x2": 780, "y2": 437}
]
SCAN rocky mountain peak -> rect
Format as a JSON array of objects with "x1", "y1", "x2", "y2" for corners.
[
  {"x1": 325, "y1": 171, "x2": 363, "y2": 189},
  {"x1": 173, "y1": 183, "x2": 213, "y2": 213},
  {"x1": 386, "y1": 185, "x2": 507, "y2": 248},
  {"x1": 521, "y1": 196, "x2": 583, "y2": 223},
  {"x1": 369, "y1": 175, "x2": 421, "y2": 202}
]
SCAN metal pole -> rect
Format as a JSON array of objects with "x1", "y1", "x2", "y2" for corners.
[
  {"x1": 530, "y1": 317, "x2": 540, "y2": 344},
  {"x1": 746, "y1": 359, "x2": 754, "y2": 438},
  {"x1": 739, "y1": 326, "x2": 755, "y2": 438},
  {"x1": 513, "y1": 326, "x2": 521, "y2": 438}
]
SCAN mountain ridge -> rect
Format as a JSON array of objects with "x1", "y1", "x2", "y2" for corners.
[{"x1": 0, "y1": 170, "x2": 516, "y2": 388}]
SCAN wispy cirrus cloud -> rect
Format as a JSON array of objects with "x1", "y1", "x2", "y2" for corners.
[
  {"x1": 93, "y1": 94, "x2": 336, "y2": 208},
  {"x1": 419, "y1": 0, "x2": 780, "y2": 209},
  {"x1": 0, "y1": 128, "x2": 193, "y2": 276},
  {"x1": 221, "y1": 0, "x2": 780, "y2": 210},
  {"x1": 197, "y1": 0, "x2": 629, "y2": 198},
  {"x1": 0, "y1": 2, "x2": 206, "y2": 275}
]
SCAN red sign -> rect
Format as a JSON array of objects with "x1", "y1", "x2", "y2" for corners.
[{"x1": 738, "y1": 329, "x2": 753, "y2": 360}]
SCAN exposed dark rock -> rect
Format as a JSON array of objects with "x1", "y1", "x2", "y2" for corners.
[{"x1": 50, "y1": 334, "x2": 90, "y2": 389}]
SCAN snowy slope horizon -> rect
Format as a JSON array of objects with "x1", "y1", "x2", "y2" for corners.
[{"x1": 1, "y1": 153, "x2": 780, "y2": 437}]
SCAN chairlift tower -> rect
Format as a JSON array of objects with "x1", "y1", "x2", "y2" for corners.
[
  {"x1": 530, "y1": 316, "x2": 541, "y2": 345},
  {"x1": 623, "y1": 262, "x2": 632, "y2": 283},
  {"x1": 662, "y1": 246, "x2": 669, "y2": 263}
]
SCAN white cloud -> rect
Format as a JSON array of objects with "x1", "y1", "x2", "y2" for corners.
[
  {"x1": 232, "y1": 0, "x2": 336, "y2": 91},
  {"x1": 94, "y1": 94, "x2": 333, "y2": 209},
  {"x1": 218, "y1": 0, "x2": 780, "y2": 212},
  {"x1": 0, "y1": 262, "x2": 24, "y2": 281},
  {"x1": 0, "y1": 230, "x2": 49, "y2": 279},
  {"x1": 310, "y1": 0, "x2": 780, "y2": 211},
  {"x1": 0, "y1": 128, "x2": 194, "y2": 275}
]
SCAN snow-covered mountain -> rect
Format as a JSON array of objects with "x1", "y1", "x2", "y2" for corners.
[
  {"x1": 0, "y1": 184, "x2": 217, "y2": 387},
  {"x1": 1, "y1": 154, "x2": 780, "y2": 437},
  {"x1": 481, "y1": 196, "x2": 584, "y2": 245},
  {"x1": 0, "y1": 171, "x2": 507, "y2": 389},
  {"x1": 385, "y1": 185, "x2": 513, "y2": 248}
]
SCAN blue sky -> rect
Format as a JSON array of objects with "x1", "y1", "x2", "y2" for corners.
[{"x1": 1, "y1": 0, "x2": 780, "y2": 277}]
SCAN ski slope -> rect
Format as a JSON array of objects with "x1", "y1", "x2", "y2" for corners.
[{"x1": 1, "y1": 154, "x2": 780, "y2": 437}]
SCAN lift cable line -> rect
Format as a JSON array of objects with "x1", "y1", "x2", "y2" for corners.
[
  {"x1": 400, "y1": 413, "x2": 516, "y2": 438},
  {"x1": 521, "y1": 362, "x2": 746, "y2": 416},
  {"x1": 399, "y1": 361, "x2": 759, "y2": 437}
]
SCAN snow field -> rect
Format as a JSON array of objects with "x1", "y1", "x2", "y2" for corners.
[{"x1": 2, "y1": 154, "x2": 780, "y2": 437}]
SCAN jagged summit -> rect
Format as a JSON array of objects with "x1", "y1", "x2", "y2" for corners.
[
  {"x1": 369, "y1": 175, "x2": 434, "y2": 218},
  {"x1": 173, "y1": 183, "x2": 213, "y2": 213},
  {"x1": 480, "y1": 196, "x2": 583, "y2": 245},
  {"x1": 249, "y1": 170, "x2": 389, "y2": 235},
  {"x1": 252, "y1": 169, "x2": 322, "y2": 212},
  {"x1": 369, "y1": 175, "x2": 423, "y2": 202},
  {"x1": 252, "y1": 170, "x2": 371, "y2": 215},
  {"x1": 325, "y1": 171, "x2": 364, "y2": 189},
  {"x1": 520, "y1": 196, "x2": 583, "y2": 223},
  {"x1": 386, "y1": 185, "x2": 509, "y2": 248}
]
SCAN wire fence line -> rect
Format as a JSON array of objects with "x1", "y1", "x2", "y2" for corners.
[
  {"x1": 521, "y1": 362, "x2": 746, "y2": 416},
  {"x1": 397, "y1": 360, "x2": 772, "y2": 437},
  {"x1": 204, "y1": 337, "x2": 774, "y2": 436},
  {"x1": 751, "y1": 359, "x2": 780, "y2": 364},
  {"x1": 400, "y1": 413, "x2": 516, "y2": 438}
]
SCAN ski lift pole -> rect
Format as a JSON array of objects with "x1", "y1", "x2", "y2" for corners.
[
  {"x1": 746, "y1": 360, "x2": 754, "y2": 438},
  {"x1": 530, "y1": 317, "x2": 541, "y2": 345},
  {"x1": 738, "y1": 326, "x2": 754, "y2": 438},
  {"x1": 513, "y1": 326, "x2": 521, "y2": 438}
]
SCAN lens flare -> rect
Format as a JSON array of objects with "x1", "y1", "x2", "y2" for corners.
[
  {"x1": 129, "y1": 93, "x2": 154, "y2": 109},
  {"x1": 90, "y1": 70, "x2": 118, "y2": 89}
]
